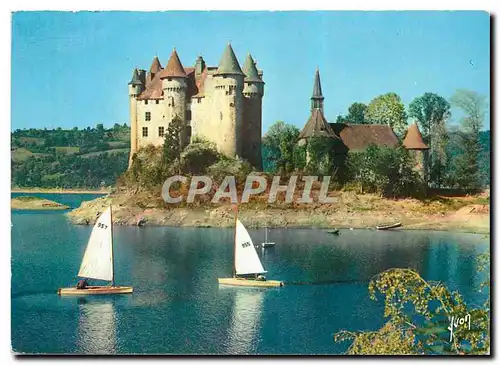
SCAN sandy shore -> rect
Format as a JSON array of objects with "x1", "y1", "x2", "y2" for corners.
[
  {"x1": 11, "y1": 188, "x2": 109, "y2": 194},
  {"x1": 66, "y1": 192, "x2": 490, "y2": 235},
  {"x1": 12, "y1": 197, "x2": 71, "y2": 210}
]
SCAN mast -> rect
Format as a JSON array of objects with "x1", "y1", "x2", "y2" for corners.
[
  {"x1": 233, "y1": 205, "x2": 238, "y2": 278},
  {"x1": 110, "y1": 205, "x2": 115, "y2": 287},
  {"x1": 265, "y1": 226, "x2": 268, "y2": 242}
]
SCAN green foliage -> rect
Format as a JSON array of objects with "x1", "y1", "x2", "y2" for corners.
[
  {"x1": 447, "y1": 90, "x2": 487, "y2": 191},
  {"x1": 11, "y1": 124, "x2": 130, "y2": 188},
  {"x1": 366, "y1": 92, "x2": 408, "y2": 135},
  {"x1": 347, "y1": 102, "x2": 368, "y2": 124},
  {"x1": 346, "y1": 145, "x2": 424, "y2": 197},
  {"x1": 408, "y1": 92, "x2": 451, "y2": 141},
  {"x1": 179, "y1": 141, "x2": 220, "y2": 175},
  {"x1": 305, "y1": 137, "x2": 345, "y2": 178},
  {"x1": 408, "y1": 92, "x2": 451, "y2": 187},
  {"x1": 123, "y1": 145, "x2": 166, "y2": 190},
  {"x1": 292, "y1": 143, "x2": 306, "y2": 171},
  {"x1": 336, "y1": 102, "x2": 368, "y2": 125},
  {"x1": 262, "y1": 121, "x2": 300, "y2": 174},
  {"x1": 207, "y1": 156, "x2": 255, "y2": 185},
  {"x1": 335, "y1": 253, "x2": 490, "y2": 355},
  {"x1": 163, "y1": 116, "x2": 185, "y2": 167}
]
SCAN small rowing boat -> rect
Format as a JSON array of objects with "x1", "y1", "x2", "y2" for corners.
[{"x1": 376, "y1": 222, "x2": 402, "y2": 230}]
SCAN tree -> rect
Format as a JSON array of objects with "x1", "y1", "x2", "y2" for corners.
[
  {"x1": 262, "y1": 121, "x2": 300, "y2": 174},
  {"x1": 366, "y1": 93, "x2": 408, "y2": 135},
  {"x1": 449, "y1": 89, "x2": 487, "y2": 191},
  {"x1": 346, "y1": 145, "x2": 423, "y2": 197},
  {"x1": 408, "y1": 92, "x2": 451, "y2": 187},
  {"x1": 335, "y1": 252, "x2": 490, "y2": 355},
  {"x1": 347, "y1": 102, "x2": 368, "y2": 124},
  {"x1": 163, "y1": 116, "x2": 185, "y2": 167}
]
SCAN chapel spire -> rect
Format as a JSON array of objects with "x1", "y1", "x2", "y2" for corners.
[{"x1": 311, "y1": 67, "x2": 324, "y2": 111}]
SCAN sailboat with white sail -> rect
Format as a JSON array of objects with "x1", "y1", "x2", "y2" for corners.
[
  {"x1": 261, "y1": 226, "x2": 275, "y2": 248},
  {"x1": 218, "y1": 207, "x2": 283, "y2": 288},
  {"x1": 58, "y1": 206, "x2": 133, "y2": 295}
]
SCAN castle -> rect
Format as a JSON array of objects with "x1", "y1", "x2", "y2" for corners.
[{"x1": 128, "y1": 44, "x2": 264, "y2": 169}]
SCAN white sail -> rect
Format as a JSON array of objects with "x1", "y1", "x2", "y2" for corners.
[
  {"x1": 78, "y1": 207, "x2": 113, "y2": 281},
  {"x1": 235, "y1": 219, "x2": 266, "y2": 275}
]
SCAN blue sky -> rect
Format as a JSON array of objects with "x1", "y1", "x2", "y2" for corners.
[{"x1": 11, "y1": 11, "x2": 490, "y2": 133}]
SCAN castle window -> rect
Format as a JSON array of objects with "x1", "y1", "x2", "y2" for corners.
[
  {"x1": 156, "y1": 99, "x2": 160, "y2": 104},
  {"x1": 158, "y1": 126, "x2": 165, "y2": 137},
  {"x1": 142, "y1": 127, "x2": 148, "y2": 137},
  {"x1": 186, "y1": 110, "x2": 192, "y2": 121},
  {"x1": 197, "y1": 98, "x2": 201, "y2": 104},
  {"x1": 145, "y1": 100, "x2": 148, "y2": 105},
  {"x1": 220, "y1": 112, "x2": 223, "y2": 120},
  {"x1": 145, "y1": 112, "x2": 151, "y2": 121}
]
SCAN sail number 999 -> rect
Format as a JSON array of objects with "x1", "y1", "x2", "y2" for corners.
[
  {"x1": 241, "y1": 241, "x2": 251, "y2": 248},
  {"x1": 97, "y1": 223, "x2": 108, "y2": 229}
]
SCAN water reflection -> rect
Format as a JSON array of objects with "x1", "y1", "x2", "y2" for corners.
[
  {"x1": 225, "y1": 289, "x2": 265, "y2": 354},
  {"x1": 76, "y1": 299, "x2": 117, "y2": 354}
]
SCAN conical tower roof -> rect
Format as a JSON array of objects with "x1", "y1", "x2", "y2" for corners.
[
  {"x1": 160, "y1": 49, "x2": 187, "y2": 78},
  {"x1": 128, "y1": 68, "x2": 143, "y2": 85},
  {"x1": 243, "y1": 53, "x2": 263, "y2": 83},
  {"x1": 215, "y1": 43, "x2": 244, "y2": 76},
  {"x1": 403, "y1": 122, "x2": 429, "y2": 150},
  {"x1": 312, "y1": 68, "x2": 324, "y2": 100},
  {"x1": 299, "y1": 109, "x2": 339, "y2": 140},
  {"x1": 150, "y1": 56, "x2": 162, "y2": 74}
]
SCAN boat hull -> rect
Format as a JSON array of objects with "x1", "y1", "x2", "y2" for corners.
[
  {"x1": 261, "y1": 242, "x2": 275, "y2": 247},
  {"x1": 376, "y1": 222, "x2": 402, "y2": 230},
  {"x1": 218, "y1": 277, "x2": 283, "y2": 287},
  {"x1": 58, "y1": 286, "x2": 133, "y2": 296}
]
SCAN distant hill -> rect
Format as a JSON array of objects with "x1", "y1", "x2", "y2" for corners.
[{"x1": 11, "y1": 124, "x2": 130, "y2": 189}]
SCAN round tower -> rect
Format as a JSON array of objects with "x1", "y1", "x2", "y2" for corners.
[
  {"x1": 403, "y1": 122, "x2": 430, "y2": 182},
  {"x1": 160, "y1": 49, "x2": 188, "y2": 144},
  {"x1": 128, "y1": 68, "x2": 145, "y2": 167},
  {"x1": 242, "y1": 53, "x2": 264, "y2": 170},
  {"x1": 212, "y1": 43, "x2": 245, "y2": 158}
]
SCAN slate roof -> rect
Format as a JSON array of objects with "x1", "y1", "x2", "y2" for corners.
[
  {"x1": 312, "y1": 68, "x2": 323, "y2": 99},
  {"x1": 243, "y1": 53, "x2": 264, "y2": 83},
  {"x1": 299, "y1": 109, "x2": 339, "y2": 139},
  {"x1": 128, "y1": 68, "x2": 143, "y2": 86},
  {"x1": 215, "y1": 44, "x2": 244, "y2": 76}
]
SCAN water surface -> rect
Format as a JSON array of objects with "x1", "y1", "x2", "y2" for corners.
[{"x1": 11, "y1": 194, "x2": 489, "y2": 354}]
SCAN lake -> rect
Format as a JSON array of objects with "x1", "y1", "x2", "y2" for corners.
[{"x1": 11, "y1": 194, "x2": 489, "y2": 355}]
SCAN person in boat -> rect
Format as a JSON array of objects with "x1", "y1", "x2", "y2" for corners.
[
  {"x1": 76, "y1": 278, "x2": 89, "y2": 289},
  {"x1": 256, "y1": 274, "x2": 267, "y2": 281}
]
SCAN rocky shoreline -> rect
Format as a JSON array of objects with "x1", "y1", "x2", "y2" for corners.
[{"x1": 66, "y1": 193, "x2": 490, "y2": 235}]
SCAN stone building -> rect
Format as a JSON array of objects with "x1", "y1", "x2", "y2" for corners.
[
  {"x1": 298, "y1": 68, "x2": 428, "y2": 176},
  {"x1": 128, "y1": 44, "x2": 264, "y2": 169}
]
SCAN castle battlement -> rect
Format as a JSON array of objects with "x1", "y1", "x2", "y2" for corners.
[{"x1": 128, "y1": 44, "x2": 264, "y2": 170}]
